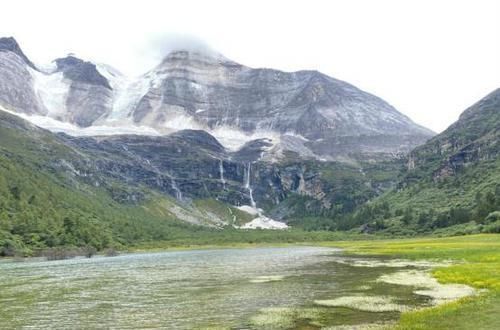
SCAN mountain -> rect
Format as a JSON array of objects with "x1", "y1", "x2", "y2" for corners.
[
  {"x1": 115, "y1": 50, "x2": 433, "y2": 158},
  {"x1": 0, "y1": 93, "x2": 404, "y2": 235},
  {"x1": 0, "y1": 36, "x2": 437, "y2": 234},
  {"x1": 349, "y1": 89, "x2": 500, "y2": 234},
  {"x1": 0, "y1": 37, "x2": 433, "y2": 161},
  {"x1": 1, "y1": 36, "x2": 496, "y2": 255}
]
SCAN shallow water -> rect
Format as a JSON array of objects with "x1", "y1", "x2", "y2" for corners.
[{"x1": 0, "y1": 247, "x2": 448, "y2": 329}]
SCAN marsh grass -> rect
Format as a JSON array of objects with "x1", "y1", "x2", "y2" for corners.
[
  {"x1": 250, "y1": 275, "x2": 285, "y2": 283},
  {"x1": 249, "y1": 306, "x2": 325, "y2": 329},
  {"x1": 315, "y1": 296, "x2": 410, "y2": 312},
  {"x1": 377, "y1": 270, "x2": 476, "y2": 305},
  {"x1": 323, "y1": 234, "x2": 500, "y2": 329}
]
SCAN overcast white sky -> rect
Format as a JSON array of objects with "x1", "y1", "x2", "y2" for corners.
[{"x1": 2, "y1": 0, "x2": 499, "y2": 133}]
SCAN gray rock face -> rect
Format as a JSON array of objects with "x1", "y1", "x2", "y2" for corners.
[
  {"x1": 131, "y1": 51, "x2": 433, "y2": 137},
  {"x1": 53, "y1": 56, "x2": 113, "y2": 127},
  {"x1": 0, "y1": 37, "x2": 36, "y2": 70},
  {"x1": 64, "y1": 80, "x2": 113, "y2": 127},
  {"x1": 0, "y1": 40, "x2": 114, "y2": 127},
  {"x1": 55, "y1": 56, "x2": 111, "y2": 89},
  {"x1": 406, "y1": 88, "x2": 500, "y2": 182},
  {"x1": 0, "y1": 51, "x2": 45, "y2": 115},
  {"x1": 117, "y1": 50, "x2": 434, "y2": 158},
  {"x1": 51, "y1": 127, "x2": 399, "y2": 221}
]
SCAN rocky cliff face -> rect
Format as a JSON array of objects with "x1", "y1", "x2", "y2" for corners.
[
  {"x1": 360, "y1": 88, "x2": 500, "y2": 232},
  {"x1": 53, "y1": 56, "x2": 113, "y2": 127},
  {"x1": 0, "y1": 48, "x2": 44, "y2": 115},
  {"x1": 0, "y1": 37, "x2": 36, "y2": 69},
  {"x1": 0, "y1": 38, "x2": 114, "y2": 127},
  {"x1": 50, "y1": 128, "x2": 399, "y2": 223},
  {"x1": 406, "y1": 89, "x2": 500, "y2": 182}
]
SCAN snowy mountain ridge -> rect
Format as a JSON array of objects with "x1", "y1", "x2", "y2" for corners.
[{"x1": 0, "y1": 37, "x2": 434, "y2": 161}]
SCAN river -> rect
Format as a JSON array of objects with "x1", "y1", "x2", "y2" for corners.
[{"x1": 0, "y1": 246, "x2": 459, "y2": 329}]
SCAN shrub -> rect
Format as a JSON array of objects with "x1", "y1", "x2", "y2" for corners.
[
  {"x1": 484, "y1": 211, "x2": 500, "y2": 224},
  {"x1": 482, "y1": 220, "x2": 500, "y2": 233}
]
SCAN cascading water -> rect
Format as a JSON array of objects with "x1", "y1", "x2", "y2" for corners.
[
  {"x1": 239, "y1": 162, "x2": 288, "y2": 229},
  {"x1": 170, "y1": 176, "x2": 183, "y2": 201},
  {"x1": 219, "y1": 159, "x2": 226, "y2": 189},
  {"x1": 244, "y1": 162, "x2": 257, "y2": 210}
]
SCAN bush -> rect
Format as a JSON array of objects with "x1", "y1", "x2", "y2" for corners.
[
  {"x1": 484, "y1": 211, "x2": 500, "y2": 224},
  {"x1": 82, "y1": 246, "x2": 97, "y2": 258},
  {"x1": 0, "y1": 236, "x2": 27, "y2": 257},
  {"x1": 104, "y1": 247, "x2": 119, "y2": 257},
  {"x1": 40, "y1": 247, "x2": 80, "y2": 260},
  {"x1": 482, "y1": 220, "x2": 500, "y2": 233}
]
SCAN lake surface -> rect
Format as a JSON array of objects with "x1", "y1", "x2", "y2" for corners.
[{"x1": 0, "y1": 247, "x2": 439, "y2": 329}]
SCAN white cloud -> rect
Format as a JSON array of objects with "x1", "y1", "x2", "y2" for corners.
[
  {"x1": 142, "y1": 33, "x2": 219, "y2": 63},
  {"x1": 1, "y1": 0, "x2": 499, "y2": 132}
]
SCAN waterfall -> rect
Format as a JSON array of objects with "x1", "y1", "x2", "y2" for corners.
[
  {"x1": 219, "y1": 159, "x2": 226, "y2": 189},
  {"x1": 239, "y1": 162, "x2": 289, "y2": 229},
  {"x1": 244, "y1": 162, "x2": 257, "y2": 210},
  {"x1": 227, "y1": 207, "x2": 237, "y2": 225},
  {"x1": 170, "y1": 176, "x2": 183, "y2": 201}
]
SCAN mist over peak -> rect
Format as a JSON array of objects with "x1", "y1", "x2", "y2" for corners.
[{"x1": 147, "y1": 33, "x2": 222, "y2": 61}]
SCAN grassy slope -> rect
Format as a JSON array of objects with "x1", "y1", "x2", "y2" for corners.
[{"x1": 323, "y1": 234, "x2": 500, "y2": 329}]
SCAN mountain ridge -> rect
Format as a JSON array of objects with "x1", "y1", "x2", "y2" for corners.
[{"x1": 0, "y1": 36, "x2": 433, "y2": 162}]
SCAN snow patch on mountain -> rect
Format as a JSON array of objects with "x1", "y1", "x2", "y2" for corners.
[
  {"x1": 211, "y1": 126, "x2": 281, "y2": 151},
  {"x1": 28, "y1": 67, "x2": 70, "y2": 118},
  {"x1": 237, "y1": 203, "x2": 288, "y2": 230},
  {"x1": 94, "y1": 65, "x2": 150, "y2": 121},
  {"x1": 1, "y1": 103, "x2": 284, "y2": 155},
  {"x1": 36, "y1": 61, "x2": 58, "y2": 74},
  {"x1": 237, "y1": 205, "x2": 262, "y2": 215},
  {"x1": 162, "y1": 111, "x2": 203, "y2": 131},
  {"x1": 0, "y1": 105, "x2": 161, "y2": 137},
  {"x1": 242, "y1": 216, "x2": 288, "y2": 229}
]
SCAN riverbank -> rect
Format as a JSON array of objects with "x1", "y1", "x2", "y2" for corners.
[
  {"x1": 322, "y1": 234, "x2": 500, "y2": 329},
  {"x1": 1, "y1": 229, "x2": 369, "y2": 258}
]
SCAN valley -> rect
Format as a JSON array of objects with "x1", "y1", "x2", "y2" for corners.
[{"x1": 0, "y1": 25, "x2": 498, "y2": 330}]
